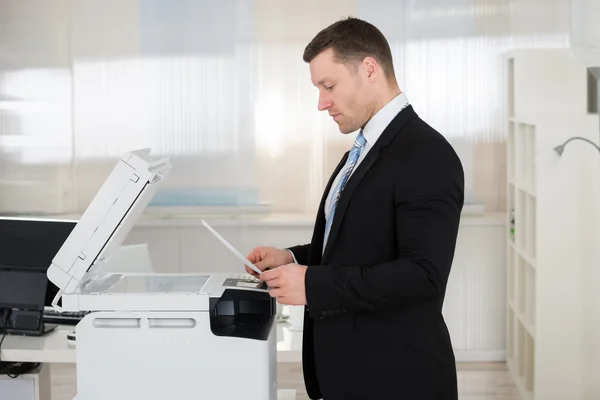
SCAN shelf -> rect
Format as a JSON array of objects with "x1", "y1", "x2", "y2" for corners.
[
  {"x1": 517, "y1": 323, "x2": 535, "y2": 393},
  {"x1": 508, "y1": 243, "x2": 515, "y2": 304},
  {"x1": 524, "y1": 124, "x2": 536, "y2": 196},
  {"x1": 511, "y1": 120, "x2": 537, "y2": 197},
  {"x1": 516, "y1": 189, "x2": 526, "y2": 251},
  {"x1": 508, "y1": 121, "x2": 516, "y2": 182},
  {"x1": 507, "y1": 307, "x2": 515, "y2": 360},
  {"x1": 509, "y1": 240, "x2": 536, "y2": 268},
  {"x1": 525, "y1": 194, "x2": 537, "y2": 261},
  {"x1": 524, "y1": 326, "x2": 535, "y2": 392},
  {"x1": 514, "y1": 248, "x2": 536, "y2": 268},
  {"x1": 517, "y1": 256, "x2": 527, "y2": 316},
  {"x1": 516, "y1": 123, "x2": 526, "y2": 189},
  {"x1": 508, "y1": 182, "x2": 516, "y2": 244},
  {"x1": 510, "y1": 191, "x2": 536, "y2": 266},
  {"x1": 525, "y1": 266, "x2": 536, "y2": 331},
  {"x1": 508, "y1": 301, "x2": 536, "y2": 339},
  {"x1": 508, "y1": 357, "x2": 534, "y2": 400}
]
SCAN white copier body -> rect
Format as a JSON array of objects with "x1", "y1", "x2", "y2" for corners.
[{"x1": 47, "y1": 149, "x2": 278, "y2": 400}]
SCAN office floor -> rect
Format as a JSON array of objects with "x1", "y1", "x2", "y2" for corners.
[{"x1": 50, "y1": 362, "x2": 520, "y2": 400}]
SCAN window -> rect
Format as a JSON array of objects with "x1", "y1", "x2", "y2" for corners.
[{"x1": 0, "y1": 0, "x2": 570, "y2": 216}]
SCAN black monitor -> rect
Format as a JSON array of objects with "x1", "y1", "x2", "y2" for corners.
[
  {"x1": 0, "y1": 217, "x2": 77, "y2": 335},
  {"x1": 0, "y1": 267, "x2": 48, "y2": 310},
  {"x1": 0, "y1": 217, "x2": 77, "y2": 305}
]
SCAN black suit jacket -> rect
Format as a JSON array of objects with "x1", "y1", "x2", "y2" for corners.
[{"x1": 288, "y1": 105, "x2": 464, "y2": 400}]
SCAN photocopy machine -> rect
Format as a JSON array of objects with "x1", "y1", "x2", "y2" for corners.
[{"x1": 46, "y1": 149, "x2": 278, "y2": 400}]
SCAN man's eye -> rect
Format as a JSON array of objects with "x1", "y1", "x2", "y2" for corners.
[{"x1": 325, "y1": 85, "x2": 334, "y2": 91}]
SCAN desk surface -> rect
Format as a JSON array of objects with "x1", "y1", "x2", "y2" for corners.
[
  {"x1": 1, "y1": 322, "x2": 302, "y2": 364},
  {"x1": 1, "y1": 326, "x2": 75, "y2": 363}
]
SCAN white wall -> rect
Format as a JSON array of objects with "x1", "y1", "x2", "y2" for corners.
[
  {"x1": 534, "y1": 113, "x2": 600, "y2": 399},
  {"x1": 578, "y1": 138, "x2": 600, "y2": 398}
]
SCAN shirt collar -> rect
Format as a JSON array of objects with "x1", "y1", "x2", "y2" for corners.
[{"x1": 361, "y1": 92, "x2": 410, "y2": 146}]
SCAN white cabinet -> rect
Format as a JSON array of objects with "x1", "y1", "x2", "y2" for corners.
[{"x1": 0, "y1": 364, "x2": 50, "y2": 400}]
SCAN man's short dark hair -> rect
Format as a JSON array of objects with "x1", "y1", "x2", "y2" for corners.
[{"x1": 303, "y1": 17, "x2": 396, "y2": 82}]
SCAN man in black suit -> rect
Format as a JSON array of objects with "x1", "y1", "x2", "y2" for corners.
[{"x1": 246, "y1": 17, "x2": 464, "y2": 400}]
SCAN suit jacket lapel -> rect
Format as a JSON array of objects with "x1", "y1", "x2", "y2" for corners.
[
  {"x1": 321, "y1": 105, "x2": 418, "y2": 261},
  {"x1": 321, "y1": 146, "x2": 381, "y2": 261},
  {"x1": 311, "y1": 151, "x2": 349, "y2": 262}
]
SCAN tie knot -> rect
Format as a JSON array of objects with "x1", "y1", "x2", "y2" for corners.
[{"x1": 354, "y1": 131, "x2": 366, "y2": 149}]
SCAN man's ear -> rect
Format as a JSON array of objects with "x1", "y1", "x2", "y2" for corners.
[{"x1": 363, "y1": 57, "x2": 377, "y2": 79}]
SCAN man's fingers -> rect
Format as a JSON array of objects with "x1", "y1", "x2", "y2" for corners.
[
  {"x1": 245, "y1": 248, "x2": 261, "y2": 263},
  {"x1": 254, "y1": 258, "x2": 274, "y2": 271},
  {"x1": 259, "y1": 266, "x2": 281, "y2": 281},
  {"x1": 265, "y1": 277, "x2": 282, "y2": 289}
]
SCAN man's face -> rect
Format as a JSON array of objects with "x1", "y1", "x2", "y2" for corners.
[{"x1": 309, "y1": 48, "x2": 373, "y2": 134}]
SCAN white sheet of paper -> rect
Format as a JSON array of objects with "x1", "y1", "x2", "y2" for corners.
[{"x1": 201, "y1": 219, "x2": 262, "y2": 275}]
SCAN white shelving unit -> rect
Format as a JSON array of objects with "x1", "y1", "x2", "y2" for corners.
[
  {"x1": 506, "y1": 49, "x2": 600, "y2": 400},
  {"x1": 506, "y1": 117, "x2": 537, "y2": 400}
]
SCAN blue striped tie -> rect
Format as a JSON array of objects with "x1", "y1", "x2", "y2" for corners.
[{"x1": 323, "y1": 130, "x2": 367, "y2": 248}]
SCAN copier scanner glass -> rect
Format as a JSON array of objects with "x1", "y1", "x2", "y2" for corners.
[{"x1": 83, "y1": 275, "x2": 210, "y2": 295}]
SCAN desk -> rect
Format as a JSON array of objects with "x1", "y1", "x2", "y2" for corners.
[{"x1": 1, "y1": 326, "x2": 299, "y2": 400}]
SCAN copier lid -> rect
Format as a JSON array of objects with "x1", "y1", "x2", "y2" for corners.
[{"x1": 47, "y1": 149, "x2": 172, "y2": 295}]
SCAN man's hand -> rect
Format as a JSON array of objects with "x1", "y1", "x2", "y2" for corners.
[
  {"x1": 245, "y1": 246, "x2": 294, "y2": 277},
  {"x1": 259, "y1": 263, "x2": 307, "y2": 306}
]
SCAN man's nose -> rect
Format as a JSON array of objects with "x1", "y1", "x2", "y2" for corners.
[{"x1": 318, "y1": 94, "x2": 332, "y2": 111}]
